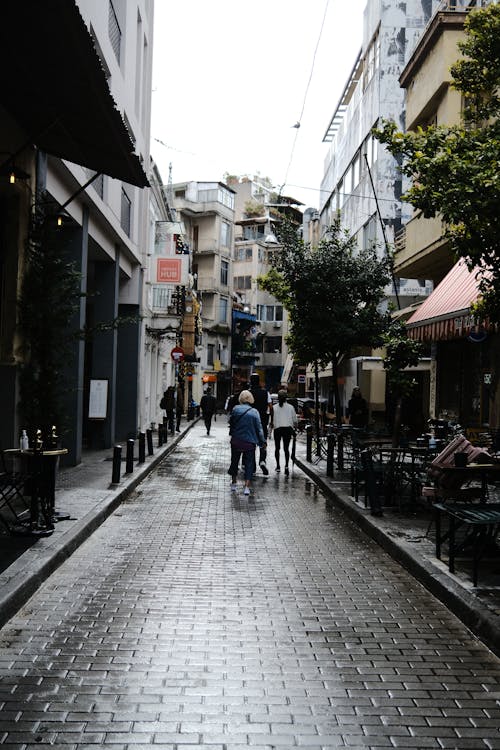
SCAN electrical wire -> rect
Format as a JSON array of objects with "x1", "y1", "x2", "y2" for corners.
[{"x1": 281, "y1": 0, "x2": 330, "y2": 195}]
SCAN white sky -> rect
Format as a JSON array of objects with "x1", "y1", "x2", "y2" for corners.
[{"x1": 150, "y1": 0, "x2": 365, "y2": 209}]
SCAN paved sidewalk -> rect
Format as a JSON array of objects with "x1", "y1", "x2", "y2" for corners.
[{"x1": 0, "y1": 418, "x2": 499, "y2": 658}]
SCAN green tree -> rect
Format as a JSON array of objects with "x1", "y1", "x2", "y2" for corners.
[
  {"x1": 374, "y1": 4, "x2": 500, "y2": 319},
  {"x1": 382, "y1": 318, "x2": 423, "y2": 447},
  {"x1": 258, "y1": 218, "x2": 391, "y2": 451}
]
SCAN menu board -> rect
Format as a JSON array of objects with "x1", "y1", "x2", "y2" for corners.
[{"x1": 88, "y1": 379, "x2": 108, "y2": 420}]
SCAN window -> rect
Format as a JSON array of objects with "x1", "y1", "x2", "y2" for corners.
[
  {"x1": 121, "y1": 188, "x2": 131, "y2": 236},
  {"x1": 220, "y1": 259, "x2": 229, "y2": 286},
  {"x1": 264, "y1": 336, "x2": 282, "y2": 354},
  {"x1": 152, "y1": 285, "x2": 171, "y2": 310},
  {"x1": 363, "y1": 30, "x2": 379, "y2": 91},
  {"x1": 235, "y1": 246, "x2": 253, "y2": 261},
  {"x1": 352, "y1": 153, "x2": 360, "y2": 189},
  {"x1": 207, "y1": 344, "x2": 215, "y2": 366},
  {"x1": 257, "y1": 304, "x2": 283, "y2": 322},
  {"x1": 363, "y1": 215, "x2": 377, "y2": 251},
  {"x1": 219, "y1": 296, "x2": 228, "y2": 324},
  {"x1": 233, "y1": 275, "x2": 251, "y2": 290},
  {"x1": 220, "y1": 220, "x2": 231, "y2": 248},
  {"x1": 108, "y1": 1, "x2": 121, "y2": 63},
  {"x1": 243, "y1": 224, "x2": 265, "y2": 241}
]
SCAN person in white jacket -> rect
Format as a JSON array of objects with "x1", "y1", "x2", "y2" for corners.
[{"x1": 270, "y1": 390, "x2": 298, "y2": 475}]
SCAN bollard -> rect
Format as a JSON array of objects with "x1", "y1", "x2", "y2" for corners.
[
  {"x1": 138, "y1": 432, "x2": 146, "y2": 464},
  {"x1": 111, "y1": 444, "x2": 122, "y2": 484},
  {"x1": 158, "y1": 423, "x2": 163, "y2": 447},
  {"x1": 306, "y1": 425, "x2": 312, "y2": 462},
  {"x1": 146, "y1": 429, "x2": 153, "y2": 456},
  {"x1": 326, "y1": 432, "x2": 335, "y2": 478},
  {"x1": 337, "y1": 431, "x2": 344, "y2": 471},
  {"x1": 125, "y1": 438, "x2": 134, "y2": 473}
]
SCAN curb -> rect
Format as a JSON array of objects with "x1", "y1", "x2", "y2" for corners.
[
  {"x1": 0, "y1": 421, "x2": 198, "y2": 629},
  {"x1": 295, "y1": 455, "x2": 500, "y2": 658}
]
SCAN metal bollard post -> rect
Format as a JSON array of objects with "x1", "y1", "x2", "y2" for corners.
[
  {"x1": 146, "y1": 429, "x2": 153, "y2": 456},
  {"x1": 306, "y1": 425, "x2": 312, "y2": 463},
  {"x1": 158, "y1": 423, "x2": 163, "y2": 447},
  {"x1": 111, "y1": 445, "x2": 122, "y2": 484},
  {"x1": 138, "y1": 432, "x2": 146, "y2": 464},
  {"x1": 337, "y1": 431, "x2": 344, "y2": 471},
  {"x1": 125, "y1": 438, "x2": 134, "y2": 473},
  {"x1": 326, "y1": 432, "x2": 335, "y2": 478}
]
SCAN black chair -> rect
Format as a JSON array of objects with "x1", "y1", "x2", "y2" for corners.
[
  {"x1": 360, "y1": 449, "x2": 384, "y2": 516},
  {"x1": 0, "y1": 450, "x2": 30, "y2": 531}
]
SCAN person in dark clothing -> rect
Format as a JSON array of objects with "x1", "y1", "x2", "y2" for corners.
[
  {"x1": 249, "y1": 373, "x2": 272, "y2": 475},
  {"x1": 200, "y1": 387, "x2": 217, "y2": 435},
  {"x1": 160, "y1": 386, "x2": 176, "y2": 434},
  {"x1": 176, "y1": 384, "x2": 184, "y2": 432},
  {"x1": 347, "y1": 386, "x2": 368, "y2": 429}
]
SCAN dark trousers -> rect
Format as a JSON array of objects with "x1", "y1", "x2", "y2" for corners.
[
  {"x1": 203, "y1": 413, "x2": 214, "y2": 433},
  {"x1": 274, "y1": 427, "x2": 294, "y2": 467},
  {"x1": 229, "y1": 445, "x2": 255, "y2": 481},
  {"x1": 166, "y1": 409, "x2": 175, "y2": 434},
  {"x1": 258, "y1": 413, "x2": 269, "y2": 465}
]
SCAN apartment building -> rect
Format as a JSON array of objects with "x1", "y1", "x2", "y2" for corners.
[
  {"x1": 171, "y1": 181, "x2": 236, "y2": 408},
  {"x1": 396, "y1": 0, "x2": 498, "y2": 429},
  {"x1": 0, "y1": 0, "x2": 153, "y2": 463},
  {"x1": 317, "y1": 0, "x2": 438, "y2": 423},
  {"x1": 229, "y1": 176, "x2": 303, "y2": 394}
]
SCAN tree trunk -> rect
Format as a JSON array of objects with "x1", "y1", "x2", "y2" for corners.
[{"x1": 392, "y1": 394, "x2": 402, "y2": 449}]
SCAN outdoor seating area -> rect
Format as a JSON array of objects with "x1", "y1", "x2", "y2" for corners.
[
  {"x1": 302, "y1": 423, "x2": 500, "y2": 586},
  {"x1": 0, "y1": 440, "x2": 68, "y2": 538}
]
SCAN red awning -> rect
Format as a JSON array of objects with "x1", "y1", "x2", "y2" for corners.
[{"x1": 406, "y1": 260, "x2": 492, "y2": 341}]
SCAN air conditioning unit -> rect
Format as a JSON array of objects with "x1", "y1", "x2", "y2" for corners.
[{"x1": 274, "y1": 321, "x2": 282, "y2": 329}]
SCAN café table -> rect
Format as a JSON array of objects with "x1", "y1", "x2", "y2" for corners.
[
  {"x1": 438, "y1": 462, "x2": 500, "y2": 503},
  {"x1": 4, "y1": 447, "x2": 68, "y2": 536}
]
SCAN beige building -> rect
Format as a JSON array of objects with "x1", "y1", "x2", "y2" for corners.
[
  {"x1": 172, "y1": 181, "x2": 236, "y2": 408},
  {"x1": 395, "y1": 0, "x2": 498, "y2": 430}
]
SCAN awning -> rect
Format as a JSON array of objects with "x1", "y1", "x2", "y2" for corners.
[
  {"x1": 0, "y1": 1, "x2": 148, "y2": 187},
  {"x1": 406, "y1": 259, "x2": 491, "y2": 341}
]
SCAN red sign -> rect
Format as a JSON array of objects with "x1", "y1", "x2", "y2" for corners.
[
  {"x1": 157, "y1": 258, "x2": 181, "y2": 283},
  {"x1": 170, "y1": 346, "x2": 185, "y2": 363}
]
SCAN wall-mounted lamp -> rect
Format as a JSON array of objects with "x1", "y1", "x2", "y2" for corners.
[{"x1": 0, "y1": 164, "x2": 30, "y2": 184}]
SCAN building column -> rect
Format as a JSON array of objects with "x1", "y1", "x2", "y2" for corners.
[
  {"x1": 62, "y1": 208, "x2": 89, "y2": 466},
  {"x1": 91, "y1": 254, "x2": 119, "y2": 448}
]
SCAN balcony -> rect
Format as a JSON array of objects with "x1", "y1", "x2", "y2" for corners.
[
  {"x1": 196, "y1": 276, "x2": 217, "y2": 293},
  {"x1": 194, "y1": 238, "x2": 231, "y2": 256},
  {"x1": 394, "y1": 213, "x2": 454, "y2": 283}
]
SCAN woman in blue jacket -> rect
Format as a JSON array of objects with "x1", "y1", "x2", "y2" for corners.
[{"x1": 228, "y1": 390, "x2": 266, "y2": 495}]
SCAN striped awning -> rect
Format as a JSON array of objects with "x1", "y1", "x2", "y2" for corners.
[{"x1": 406, "y1": 260, "x2": 492, "y2": 341}]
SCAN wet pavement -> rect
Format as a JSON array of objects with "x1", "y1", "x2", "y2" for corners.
[{"x1": 1, "y1": 420, "x2": 500, "y2": 748}]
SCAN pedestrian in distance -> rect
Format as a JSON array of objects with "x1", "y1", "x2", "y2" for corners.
[
  {"x1": 200, "y1": 387, "x2": 217, "y2": 435},
  {"x1": 228, "y1": 390, "x2": 266, "y2": 496},
  {"x1": 347, "y1": 386, "x2": 368, "y2": 429},
  {"x1": 249, "y1": 372, "x2": 272, "y2": 476},
  {"x1": 271, "y1": 390, "x2": 298, "y2": 475},
  {"x1": 160, "y1": 386, "x2": 176, "y2": 434},
  {"x1": 176, "y1": 384, "x2": 184, "y2": 432}
]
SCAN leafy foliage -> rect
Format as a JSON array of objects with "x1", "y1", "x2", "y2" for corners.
[
  {"x1": 382, "y1": 318, "x2": 422, "y2": 399},
  {"x1": 18, "y1": 203, "x2": 83, "y2": 433},
  {"x1": 374, "y1": 4, "x2": 500, "y2": 320}
]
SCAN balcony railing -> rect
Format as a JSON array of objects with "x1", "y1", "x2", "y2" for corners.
[
  {"x1": 394, "y1": 226, "x2": 406, "y2": 256},
  {"x1": 196, "y1": 276, "x2": 217, "y2": 292}
]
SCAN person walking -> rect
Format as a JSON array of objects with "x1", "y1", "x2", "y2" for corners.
[
  {"x1": 249, "y1": 373, "x2": 272, "y2": 476},
  {"x1": 228, "y1": 390, "x2": 266, "y2": 496},
  {"x1": 176, "y1": 384, "x2": 184, "y2": 432},
  {"x1": 347, "y1": 386, "x2": 368, "y2": 429},
  {"x1": 271, "y1": 390, "x2": 298, "y2": 474},
  {"x1": 200, "y1": 387, "x2": 217, "y2": 435},
  {"x1": 160, "y1": 386, "x2": 176, "y2": 434}
]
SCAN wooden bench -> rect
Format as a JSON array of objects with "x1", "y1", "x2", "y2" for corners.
[{"x1": 434, "y1": 501, "x2": 500, "y2": 586}]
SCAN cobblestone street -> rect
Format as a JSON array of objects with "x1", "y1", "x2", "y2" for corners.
[{"x1": 1, "y1": 421, "x2": 500, "y2": 749}]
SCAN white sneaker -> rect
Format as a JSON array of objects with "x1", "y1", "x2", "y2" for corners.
[
  {"x1": 230, "y1": 484, "x2": 238, "y2": 492},
  {"x1": 244, "y1": 487, "x2": 251, "y2": 495}
]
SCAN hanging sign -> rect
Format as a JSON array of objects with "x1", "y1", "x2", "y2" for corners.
[{"x1": 170, "y1": 346, "x2": 185, "y2": 363}]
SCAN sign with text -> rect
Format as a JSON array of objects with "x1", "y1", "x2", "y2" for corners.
[
  {"x1": 88, "y1": 379, "x2": 108, "y2": 420},
  {"x1": 157, "y1": 258, "x2": 181, "y2": 283}
]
